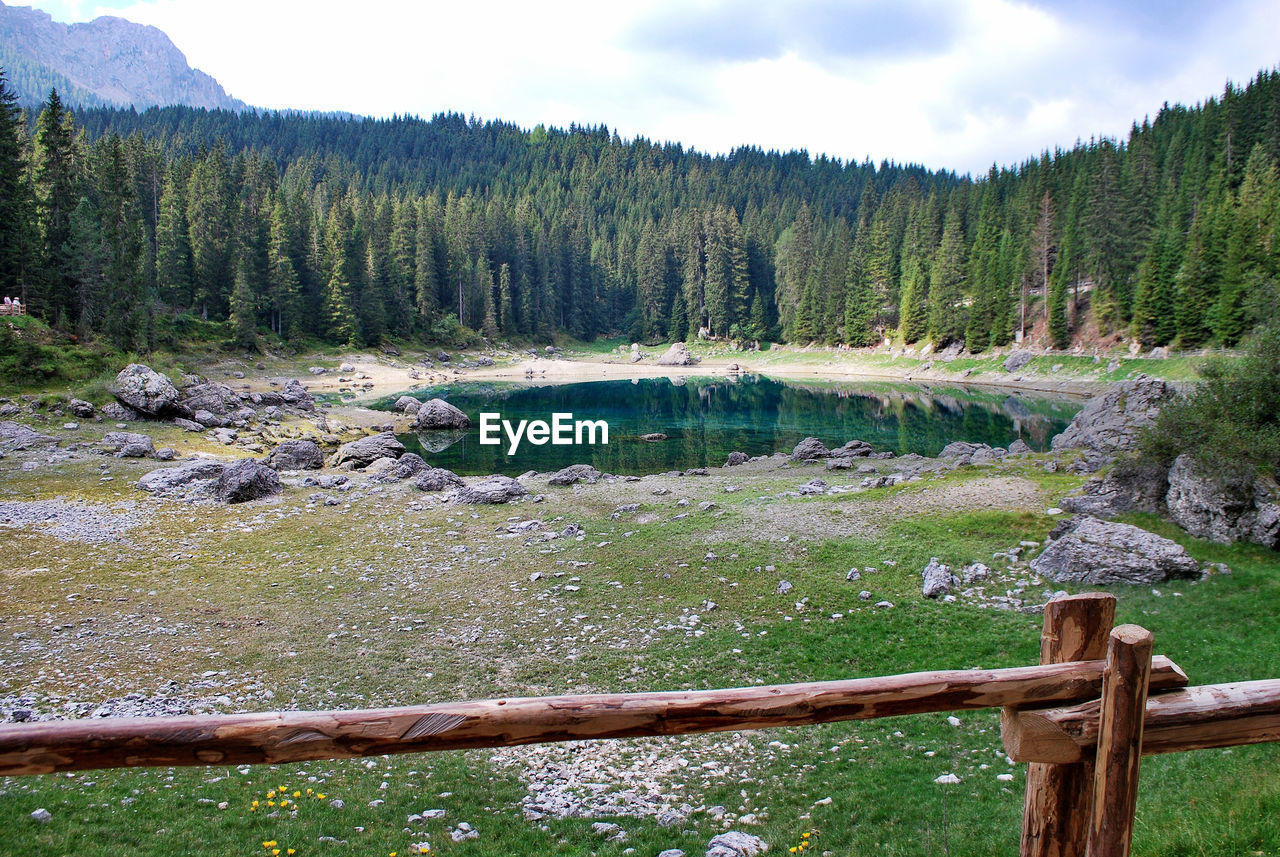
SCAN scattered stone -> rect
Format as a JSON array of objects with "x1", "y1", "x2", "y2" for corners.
[
  {"x1": 548, "y1": 464, "x2": 602, "y2": 486},
  {"x1": 101, "y1": 431, "x2": 155, "y2": 458},
  {"x1": 393, "y1": 396, "x2": 422, "y2": 415},
  {"x1": 775, "y1": 580, "x2": 793, "y2": 595},
  {"x1": 179, "y1": 381, "x2": 242, "y2": 417},
  {"x1": 173, "y1": 417, "x2": 204, "y2": 432},
  {"x1": 697, "y1": 501, "x2": 718, "y2": 512},
  {"x1": 797, "y1": 478, "x2": 827, "y2": 495},
  {"x1": 934, "y1": 774, "x2": 962, "y2": 785},
  {"x1": 961, "y1": 563, "x2": 990, "y2": 584},
  {"x1": 110, "y1": 364, "x2": 180, "y2": 416},
  {"x1": 640, "y1": 432, "x2": 668, "y2": 442},
  {"x1": 725, "y1": 451, "x2": 748, "y2": 467},
  {"x1": 1030, "y1": 516, "x2": 1202, "y2": 584},
  {"x1": 921, "y1": 557, "x2": 954, "y2": 599},
  {"x1": 373, "y1": 453, "x2": 429, "y2": 482},
  {"x1": 830, "y1": 439, "x2": 874, "y2": 458},
  {"x1": 100, "y1": 402, "x2": 139, "y2": 422},
  {"x1": 456, "y1": 475, "x2": 527, "y2": 505},
  {"x1": 1008, "y1": 439, "x2": 1033, "y2": 456},
  {"x1": 413, "y1": 467, "x2": 466, "y2": 492},
  {"x1": 30, "y1": 808, "x2": 52, "y2": 823},
  {"x1": 0, "y1": 421, "x2": 56, "y2": 451},
  {"x1": 413, "y1": 398, "x2": 471, "y2": 430},
  {"x1": 68, "y1": 398, "x2": 95, "y2": 418}
]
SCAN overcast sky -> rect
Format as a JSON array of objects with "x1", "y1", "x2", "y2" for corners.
[{"x1": 22, "y1": 0, "x2": 1280, "y2": 175}]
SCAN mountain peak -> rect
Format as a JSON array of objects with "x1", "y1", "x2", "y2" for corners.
[{"x1": 0, "y1": 0, "x2": 248, "y2": 111}]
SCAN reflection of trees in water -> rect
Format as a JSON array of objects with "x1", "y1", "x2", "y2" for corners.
[{"x1": 394, "y1": 375, "x2": 1080, "y2": 475}]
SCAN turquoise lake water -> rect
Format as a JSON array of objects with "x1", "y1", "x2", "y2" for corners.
[{"x1": 381, "y1": 375, "x2": 1082, "y2": 476}]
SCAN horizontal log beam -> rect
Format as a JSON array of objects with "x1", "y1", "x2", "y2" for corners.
[
  {"x1": 0, "y1": 657, "x2": 1187, "y2": 776},
  {"x1": 1003, "y1": 679, "x2": 1280, "y2": 764}
]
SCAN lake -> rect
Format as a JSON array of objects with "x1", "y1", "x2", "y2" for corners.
[{"x1": 381, "y1": 375, "x2": 1082, "y2": 476}]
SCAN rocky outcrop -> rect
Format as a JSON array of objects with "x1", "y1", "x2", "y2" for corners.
[
  {"x1": 1165, "y1": 454, "x2": 1280, "y2": 549},
  {"x1": 1050, "y1": 376, "x2": 1177, "y2": 471},
  {"x1": 331, "y1": 432, "x2": 406, "y2": 468},
  {"x1": 67, "y1": 399, "x2": 95, "y2": 418},
  {"x1": 110, "y1": 364, "x2": 180, "y2": 417},
  {"x1": 790, "y1": 437, "x2": 830, "y2": 461},
  {"x1": 100, "y1": 431, "x2": 154, "y2": 458},
  {"x1": 280, "y1": 379, "x2": 315, "y2": 411},
  {"x1": 724, "y1": 451, "x2": 748, "y2": 467},
  {"x1": 213, "y1": 459, "x2": 282, "y2": 503},
  {"x1": 137, "y1": 460, "x2": 227, "y2": 502},
  {"x1": 1061, "y1": 458, "x2": 1170, "y2": 518},
  {"x1": 548, "y1": 464, "x2": 602, "y2": 486},
  {"x1": 1030, "y1": 516, "x2": 1202, "y2": 584},
  {"x1": 706, "y1": 832, "x2": 768, "y2": 857},
  {"x1": 1003, "y1": 350, "x2": 1034, "y2": 372},
  {"x1": 830, "y1": 439, "x2": 874, "y2": 458},
  {"x1": 392, "y1": 396, "x2": 421, "y2": 415},
  {"x1": 656, "y1": 342, "x2": 697, "y2": 366},
  {"x1": 178, "y1": 381, "x2": 241, "y2": 417},
  {"x1": 455, "y1": 475, "x2": 527, "y2": 504},
  {"x1": 413, "y1": 398, "x2": 470, "y2": 430},
  {"x1": 370, "y1": 453, "x2": 428, "y2": 483},
  {"x1": 265, "y1": 440, "x2": 324, "y2": 471},
  {"x1": 100, "y1": 402, "x2": 138, "y2": 421}
]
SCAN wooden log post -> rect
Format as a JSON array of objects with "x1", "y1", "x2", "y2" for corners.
[
  {"x1": 1015, "y1": 592, "x2": 1117, "y2": 857},
  {"x1": 1086, "y1": 624, "x2": 1154, "y2": 857}
]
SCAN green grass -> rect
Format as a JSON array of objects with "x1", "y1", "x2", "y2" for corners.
[{"x1": 0, "y1": 442, "x2": 1277, "y2": 856}]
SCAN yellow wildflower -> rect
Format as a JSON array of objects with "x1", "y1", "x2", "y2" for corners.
[
  {"x1": 267, "y1": 791, "x2": 276, "y2": 799},
  {"x1": 288, "y1": 851, "x2": 296, "y2": 856},
  {"x1": 317, "y1": 794, "x2": 326, "y2": 800},
  {"x1": 293, "y1": 791, "x2": 301, "y2": 798},
  {"x1": 272, "y1": 850, "x2": 280, "y2": 856}
]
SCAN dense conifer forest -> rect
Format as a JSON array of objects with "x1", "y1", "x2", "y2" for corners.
[{"x1": 1, "y1": 65, "x2": 1278, "y2": 354}]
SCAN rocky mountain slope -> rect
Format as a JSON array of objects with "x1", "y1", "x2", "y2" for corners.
[{"x1": 0, "y1": 0, "x2": 247, "y2": 110}]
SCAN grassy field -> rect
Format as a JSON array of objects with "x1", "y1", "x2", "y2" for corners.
[{"x1": 1, "y1": 443, "x2": 1277, "y2": 857}]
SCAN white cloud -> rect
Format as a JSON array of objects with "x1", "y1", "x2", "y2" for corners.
[{"x1": 24, "y1": 0, "x2": 1280, "y2": 174}]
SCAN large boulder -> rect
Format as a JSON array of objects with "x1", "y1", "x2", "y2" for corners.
[
  {"x1": 392, "y1": 396, "x2": 421, "y2": 415},
  {"x1": 830, "y1": 439, "x2": 874, "y2": 459},
  {"x1": 790, "y1": 437, "x2": 831, "y2": 461},
  {"x1": 100, "y1": 431, "x2": 155, "y2": 458},
  {"x1": 1030, "y1": 516, "x2": 1202, "y2": 584},
  {"x1": 455, "y1": 475, "x2": 527, "y2": 504},
  {"x1": 1060, "y1": 458, "x2": 1170, "y2": 518},
  {"x1": 331, "y1": 432, "x2": 406, "y2": 468},
  {"x1": 67, "y1": 399, "x2": 95, "y2": 418},
  {"x1": 724, "y1": 451, "x2": 749, "y2": 467},
  {"x1": 111, "y1": 364, "x2": 180, "y2": 417},
  {"x1": 413, "y1": 398, "x2": 471, "y2": 430},
  {"x1": 656, "y1": 342, "x2": 697, "y2": 366},
  {"x1": 548, "y1": 464, "x2": 602, "y2": 486},
  {"x1": 137, "y1": 460, "x2": 228, "y2": 502},
  {"x1": 1165, "y1": 454, "x2": 1280, "y2": 549},
  {"x1": 706, "y1": 832, "x2": 769, "y2": 857},
  {"x1": 1050, "y1": 376, "x2": 1177, "y2": 471},
  {"x1": 370, "y1": 453, "x2": 429, "y2": 483},
  {"x1": 214, "y1": 459, "x2": 282, "y2": 503},
  {"x1": 1003, "y1": 350, "x2": 1034, "y2": 373},
  {"x1": 413, "y1": 467, "x2": 465, "y2": 492},
  {"x1": 100, "y1": 402, "x2": 139, "y2": 421},
  {"x1": 178, "y1": 381, "x2": 242, "y2": 417},
  {"x1": 265, "y1": 440, "x2": 324, "y2": 471}
]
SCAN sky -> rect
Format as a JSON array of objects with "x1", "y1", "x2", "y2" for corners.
[{"x1": 20, "y1": 0, "x2": 1280, "y2": 175}]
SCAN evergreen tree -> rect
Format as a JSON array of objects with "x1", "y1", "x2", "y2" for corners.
[
  {"x1": 229, "y1": 254, "x2": 257, "y2": 350},
  {"x1": 0, "y1": 67, "x2": 34, "y2": 304},
  {"x1": 266, "y1": 195, "x2": 301, "y2": 339},
  {"x1": 33, "y1": 88, "x2": 79, "y2": 322},
  {"x1": 154, "y1": 165, "x2": 193, "y2": 308},
  {"x1": 498, "y1": 262, "x2": 515, "y2": 336},
  {"x1": 928, "y1": 203, "x2": 967, "y2": 345}
]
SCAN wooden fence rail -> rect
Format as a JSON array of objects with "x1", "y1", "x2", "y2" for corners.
[{"x1": 0, "y1": 592, "x2": 1275, "y2": 857}]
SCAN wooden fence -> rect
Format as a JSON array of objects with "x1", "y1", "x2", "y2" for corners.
[
  {"x1": 0, "y1": 303, "x2": 25, "y2": 316},
  {"x1": 1, "y1": 592, "x2": 1277, "y2": 857}
]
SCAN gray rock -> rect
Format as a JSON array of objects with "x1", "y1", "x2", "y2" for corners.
[
  {"x1": 640, "y1": 432, "x2": 668, "y2": 442},
  {"x1": 939, "y1": 441, "x2": 993, "y2": 459},
  {"x1": 790, "y1": 437, "x2": 831, "y2": 461},
  {"x1": 830, "y1": 439, "x2": 874, "y2": 458},
  {"x1": 137, "y1": 460, "x2": 228, "y2": 501},
  {"x1": 332, "y1": 432, "x2": 406, "y2": 468},
  {"x1": 68, "y1": 398, "x2": 95, "y2": 418},
  {"x1": 392, "y1": 396, "x2": 421, "y2": 414},
  {"x1": 31, "y1": 807, "x2": 52, "y2": 823},
  {"x1": 179, "y1": 381, "x2": 241, "y2": 416},
  {"x1": 658, "y1": 850, "x2": 686, "y2": 857},
  {"x1": 280, "y1": 379, "x2": 315, "y2": 411},
  {"x1": 413, "y1": 398, "x2": 471, "y2": 430},
  {"x1": 413, "y1": 467, "x2": 466, "y2": 492},
  {"x1": 1008, "y1": 438, "x2": 1033, "y2": 456},
  {"x1": 1003, "y1": 350, "x2": 1034, "y2": 372},
  {"x1": 1061, "y1": 458, "x2": 1169, "y2": 518},
  {"x1": 775, "y1": 580, "x2": 793, "y2": 595},
  {"x1": 656, "y1": 342, "x2": 697, "y2": 366},
  {"x1": 725, "y1": 451, "x2": 748, "y2": 466},
  {"x1": 456, "y1": 475, "x2": 527, "y2": 504},
  {"x1": 797, "y1": 478, "x2": 827, "y2": 495},
  {"x1": 961, "y1": 562, "x2": 990, "y2": 584},
  {"x1": 921, "y1": 557, "x2": 954, "y2": 598},
  {"x1": 1050, "y1": 376, "x2": 1177, "y2": 471},
  {"x1": 101, "y1": 431, "x2": 154, "y2": 458},
  {"x1": 110, "y1": 364, "x2": 180, "y2": 416},
  {"x1": 192, "y1": 409, "x2": 229, "y2": 428},
  {"x1": 100, "y1": 402, "x2": 139, "y2": 421},
  {"x1": 706, "y1": 831, "x2": 768, "y2": 857},
  {"x1": 214, "y1": 459, "x2": 282, "y2": 503},
  {"x1": 265, "y1": 440, "x2": 324, "y2": 471},
  {"x1": 548, "y1": 464, "x2": 602, "y2": 486},
  {"x1": 154, "y1": 447, "x2": 177, "y2": 461},
  {"x1": 1030, "y1": 516, "x2": 1202, "y2": 584},
  {"x1": 0, "y1": 421, "x2": 56, "y2": 451},
  {"x1": 173, "y1": 417, "x2": 205, "y2": 432},
  {"x1": 1165, "y1": 454, "x2": 1280, "y2": 549},
  {"x1": 371, "y1": 453, "x2": 428, "y2": 482}
]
